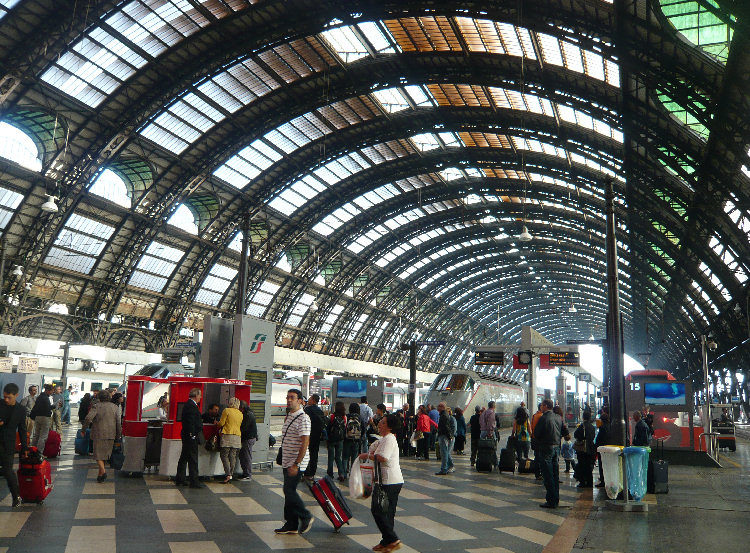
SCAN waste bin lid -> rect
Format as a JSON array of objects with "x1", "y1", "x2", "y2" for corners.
[
  {"x1": 623, "y1": 446, "x2": 651, "y2": 455},
  {"x1": 598, "y1": 445, "x2": 624, "y2": 454}
]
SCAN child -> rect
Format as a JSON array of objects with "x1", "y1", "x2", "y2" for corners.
[{"x1": 561, "y1": 435, "x2": 576, "y2": 473}]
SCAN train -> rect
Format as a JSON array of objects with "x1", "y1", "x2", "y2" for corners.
[{"x1": 423, "y1": 369, "x2": 527, "y2": 427}]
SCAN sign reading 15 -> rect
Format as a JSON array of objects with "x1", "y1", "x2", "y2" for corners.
[{"x1": 629, "y1": 382, "x2": 641, "y2": 391}]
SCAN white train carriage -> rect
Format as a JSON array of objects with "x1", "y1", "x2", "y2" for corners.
[{"x1": 423, "y1": 369, "x2": 525, "y2": 427}]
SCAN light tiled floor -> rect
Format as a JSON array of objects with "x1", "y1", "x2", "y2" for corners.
[
  {"x1": 0, "y1": 513, "x2": 31, "y2": 538},
  {"x1": 157, "y1": 509, "x2": 206, "y2": 534},
  {"x1": 74, "y1": 498, "x2": 116, "y2": 519},
  {"x1": 64, "y1": 524, "x2": 116, "y2": 553},
  {"x1": 169, "y1": 541, "x2": 222, "y2": 553},
  {"x1": 246, "y1": 521, "x2": 313, "y2": 550}
]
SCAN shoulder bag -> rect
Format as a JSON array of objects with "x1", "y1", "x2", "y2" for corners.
[
  {"x1": 276, "y1": 411, "x2": 304, "y2": 466},
  {"x1": 371, "y1": 457, "x2": 390, "y2": 515},
  {"x1": 573, "y1": 424, "x2": 588, "y2": 454}
]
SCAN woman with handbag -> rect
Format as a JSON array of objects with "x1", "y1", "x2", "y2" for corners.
[
  {"x1": 217, "y1": 397, "x2": 243, "y2": 483},
  {"x1": 573, "y1": 410, "x2": 596, "y2": 488},
  {"x1": 359, "y1": 413, "x2": 404, "y2": 553}
]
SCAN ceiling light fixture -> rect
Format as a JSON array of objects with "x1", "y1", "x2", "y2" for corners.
[
  {"x1": 41, "y1": 195, "x2": 59, "y2": 213},
  {"x1": 569, "y1": 304, "x2": 577, "y2": 313},
  {"x1": 519, "y1": 225, "x2": 532, "y2": 242},
  {"x1": 12, "y1": 265, "x2": 23, "y2": 277}
]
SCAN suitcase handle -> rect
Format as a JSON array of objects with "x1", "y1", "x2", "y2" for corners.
[{"x1": 654, "y1": 436, "x2": 665, "y2": 460}]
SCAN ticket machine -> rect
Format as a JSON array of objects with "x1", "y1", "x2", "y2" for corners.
[{"x1": 121, "y1": 375, "x2": 251, "y2": 477}]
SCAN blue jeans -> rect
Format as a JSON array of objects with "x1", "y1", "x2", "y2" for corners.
[
  {"x1": 282, "y1": 468, "x2": 311, "y2": 528},
  {"x1": 439, "y1": 436, "x2": 455, "y2": 473},
  {"x1": 539, "y1": 446, "x2": 560, "y2": 506},
  {"x1": 61, "y1": 403, "x2": 70, "y2": 424}
]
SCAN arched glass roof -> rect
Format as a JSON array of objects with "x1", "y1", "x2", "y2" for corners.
[{"x1": 0, "y1": 0, "x2": 748, "y2": 376}]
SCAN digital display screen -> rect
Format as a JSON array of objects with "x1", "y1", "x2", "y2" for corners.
[
  {"x1": 475, "y1": 351, "x2": 504, "y2": 365},
  {"x1": 549, "y1": 351, "x2": 580, "y2": 366},
  {"x1": 337, "y1": 379, "x2": 368, "y2": 398},
  {"x1": 644, "y1": 382, "x2": 686, "y2": 405}
]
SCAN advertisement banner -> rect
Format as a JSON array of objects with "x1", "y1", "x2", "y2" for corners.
[{"x1": 0, "y1": 357, "x2": 11, "y2": 373}]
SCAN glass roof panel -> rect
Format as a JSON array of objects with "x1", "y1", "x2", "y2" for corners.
[
  {"x1": 0, "y1": 185, "x2": 23, "y2": 232},
  {"x1": 41, "y1": 0, "x2": 250, "y2": 107},
  {"x1": 0, "y1": 0, "x2": 21, "y2": 20},
  {"x1": 167, "y1": 204, "x2": 198, "y2": 234},
  {"x1": 658, "y1": 0, "x2": 733, "y2": 63},
  {"x1": 0, "y1": 121, "x2": 43, "y2": 171},
  {"x1": 44, "y1": 213, "x2": 114, "y2": 275},
  {"x1": 89, "y1": 168, "x2": 131, "y2": 208},
  {"x1": 195, "y1": 263, "x2": 238, "y2": 306}
]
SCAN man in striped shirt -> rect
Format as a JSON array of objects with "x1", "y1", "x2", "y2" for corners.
[{"x1": 275, "y1": 389, "x2": 314, "y2": 535}]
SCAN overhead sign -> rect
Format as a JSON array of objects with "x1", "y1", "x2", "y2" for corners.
[
  {"x1": 18, "y1": 357, "x2": 39, "y2": 373},
  {"x1": 408, "y1": 383, "x2": 416, "y2": 393},
  {"x1": 475, "y1": 350, "x2": 505, "y2": 365},
  {"x1": 549, "y1": 351, "x2": 580, "y2": 367},
  {"x1": 416, "y1": 340, "x2": 446, "y2": 347},
  {"x1": 0, "y1": 357, "x2": 11, "y2": 373},
  {"x1": 578, "y1": 373, "x2": 592, "y2": 382}
]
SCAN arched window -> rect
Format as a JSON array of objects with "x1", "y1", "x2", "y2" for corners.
[
  {"x1": 89, "y1": 169, "x2": 131, "y2": 207},
  {"x1": 0, "y1": 121, "x2": 42, "y2": 171},
  {"x1": 167, "y1": 204, "x2": 199, "y2": 235}
]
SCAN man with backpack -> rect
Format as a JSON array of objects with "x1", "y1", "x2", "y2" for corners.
[
  {"x1": 341, "y1": 403, "x2": 361, "y2": 481},
  {"x1": 303, "y1": 394, "x2": 326, "y2": 479}
]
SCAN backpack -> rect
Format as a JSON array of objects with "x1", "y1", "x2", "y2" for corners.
[
  {"x1": 345, "y1": 417, "x2": 362, "y2": 440},
  {"x1": 328, "y1": 415, "x2": 346, "y2": 442}
]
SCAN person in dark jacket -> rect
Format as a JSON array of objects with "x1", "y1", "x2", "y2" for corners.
[
  {"x1": 30, "y1": 384, "x2": 54, "y2": 454},
  {"x1": 78, "y1": 393, "x2": 92, "y2": 422},
  {"x1": 632, "y1": 411, "x2": 651, "y2": 446},
  {"x1": 0, "y1": 383, "x2": 27, "y2": 507},
  {"x1": 237, "y1": 400, "x2": 258, "y2": 480},
  {"x1": 453, "y1": 407, "x2": 466, "y2": 454},
  {"x1": 573, "y1": 411, "x2": 596, "y2": 487},
  {"x1": 303, "y1": 394, "x2": 325, "y2": 479},
  {"x1": 594, "y1": 411, "x2": 610, "y2": 487},
  {"x1": 469, "y1": 405, "x2": 481, "y2": 466},
  {"x1": 175, "y1": 388, "x2": 204, "y2": 488},
  {"x1": 534, "y1": 399, "x2": 563, "y2": 508}
]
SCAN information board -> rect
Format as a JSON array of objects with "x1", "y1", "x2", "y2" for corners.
[
  {"x1": 549, "y1": 351, "x2": 580, "y2": 367},
  {"x1": 18, "y1": 357, "x2": 39, "y2": 373},
  {"x1": 0, "y1": 357, "x2": 11, "y2": 373},
  {"x1": 474, "y1": 350, "x2": 505, "y2": 365}
]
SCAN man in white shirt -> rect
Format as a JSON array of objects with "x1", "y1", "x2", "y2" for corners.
[{"x1": 275, "y1": 389, "x2": 314, "y2": 535}]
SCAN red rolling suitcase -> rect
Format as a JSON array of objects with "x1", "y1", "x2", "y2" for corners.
[
  {"x1": 18, "y1": 448, "x2": 53, "y2": 503},
  {"x1": 307, "y1": 475, "x2": 352, "y2": 531},
  {"x1": 43, "y1": 430, "x2": 61, "y2": 458}
]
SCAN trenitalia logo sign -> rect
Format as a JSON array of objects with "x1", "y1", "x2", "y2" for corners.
[{"x1": 249, "y1": 333, "x2": 267, "y2": 354}]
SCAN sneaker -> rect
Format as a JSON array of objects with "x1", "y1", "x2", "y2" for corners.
[
  {"x1": 435, "y1": 471, "x2": 448, "y2": 475},
  {"x1": 274, "y1": 525, "x2": 298, "y2": 535},
  {"x1": 237, "y1": 475, "x2": 252, "y2": 481},
  {"x1": 299, "y1": 516, "x2": 314, "y2": 534},
  {"x1": 12, "y1": 497, "x2": 22, "y2": 508},
  {"x1": 447, "y1": 467, "x2": 455, "y2": 473}
]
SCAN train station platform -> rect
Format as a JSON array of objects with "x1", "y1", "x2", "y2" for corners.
[{"x1": 0, "y1": 426, "x2": 747, "y2": 553}]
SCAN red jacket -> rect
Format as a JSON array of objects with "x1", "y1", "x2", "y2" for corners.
[{"x1": 417, "y1": 413, "x2": 437, "y2": 432}]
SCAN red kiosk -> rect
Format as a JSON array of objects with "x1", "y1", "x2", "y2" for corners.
[{"x1": 121, "y1": 375, "x2": 251, "y2": 477}]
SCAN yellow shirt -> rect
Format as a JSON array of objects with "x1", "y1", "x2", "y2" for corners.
[{"x1": 218, "y1": 407, "x2": 243, "y2": 436}]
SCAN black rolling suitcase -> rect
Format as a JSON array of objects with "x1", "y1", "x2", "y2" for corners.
[
  {"x1": 648, "y1": 438, "x2": 668, "y2": 494},
  {"x1": 498, "y1": 447, "x2": 515, "y2": 473},
  {"x1": 476, "y1": 438, "x2": 497, "y2": 472}
]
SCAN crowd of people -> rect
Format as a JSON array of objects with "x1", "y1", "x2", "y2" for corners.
[{"x1": 1, "y1": 379, "x2": 656, "y2": 550}]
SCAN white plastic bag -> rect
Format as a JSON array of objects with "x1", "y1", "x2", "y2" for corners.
[
  {"x1": 409, "y1": 431, "x2": 418, "y2": 448},
  {"x1": 598, "y1": 446, "x2": 624, "y2": 500},
  {"x1": 349, "y1": 457, "x2": 365, "y2": 499},
  {"x1": 360, "y1": 458, "x2": 375, "y2": 498}
]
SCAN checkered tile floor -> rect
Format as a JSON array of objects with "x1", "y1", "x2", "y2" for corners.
[{"x1": 17, "y1": 426, "x2": 750, "y2": 553}]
